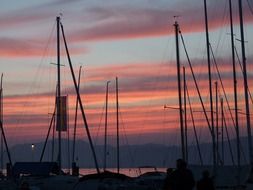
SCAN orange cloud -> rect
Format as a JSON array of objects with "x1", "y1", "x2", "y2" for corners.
[{"x1": 2, "y1": 57, "x2": 252, "y2": 145}]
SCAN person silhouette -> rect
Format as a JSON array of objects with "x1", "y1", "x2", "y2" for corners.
[
  {"x1": 20, "y1": 181, "x2": 30, "y2": 190},
  {"x1": 163, "y1": 159, "x2": 195, "y2": 190},
  {"x1": 163, "y1": 168, "x2": 174, "y2": 189},
  {"x1": 196, "y1": 170, "x2": 214, "y2": 190}
]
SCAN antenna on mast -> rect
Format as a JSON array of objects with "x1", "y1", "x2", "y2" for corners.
[{"x1": 59, "y1": 12, "x2": 63, "y2": 18}]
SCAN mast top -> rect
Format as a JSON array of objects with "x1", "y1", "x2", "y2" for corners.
[{"x1": 56, "y1": 16, "x2": 61, "y2": 23}]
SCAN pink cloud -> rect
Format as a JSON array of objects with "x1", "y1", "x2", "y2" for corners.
[
  {"x1": 1, "y1": 1, "x2": 252, "y2": 58},
  {"x1": 0, "y1": 37, "x2": 87, "y2": 58},
  {"x1": 69, "y1": 4, "x2": 253, "y2": 42}
]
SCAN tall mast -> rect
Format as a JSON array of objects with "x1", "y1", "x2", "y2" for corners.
[
  {"x1": 229, "y1": 0, "x2": 240, "y2": 169},
  {"x1": 204, "y1": 0, "x2": 216, "y2": 167},
  {"x1": 174, "y1": 21, "x2": 185, "y2": 160},
  {"x1": 116, "y1": 77, "x2": 120, "y2": 173},
  {"x1": 221, "y1": 98, "x2": 224, "y2": 164},
  {"x1": 215, "y1": 81, "x2": 218, "y2": 163},
  {"x1": 0, "y1": 74, "x2": 12, "y2": 167},
  {"x1": 56, "y1": 16, "x2": 62, "y2": 172},
  {"x1": 52, "y1": 87, "x2": 57, "y2": 162},
  {"x1": 183, "y1": 67, "x2": 188, "y2": 162},
  {"x1": 104, "y1": 81, "x2": 110, "y2": 171},
  {"x1": 238, "y1": 0, "x2": 252, "y2": 165},
  {"x1": 0, "y1": 74, "x2": 3, "y2": 171}
]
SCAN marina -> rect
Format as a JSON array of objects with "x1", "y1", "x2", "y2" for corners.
[{"x1": 0, "y1": 0, "x2": 253, "y2": 189}]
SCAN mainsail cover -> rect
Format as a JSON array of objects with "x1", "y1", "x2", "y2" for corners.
[{"x1": 56, "y1": 96, "x2": 68, "y2": 131}]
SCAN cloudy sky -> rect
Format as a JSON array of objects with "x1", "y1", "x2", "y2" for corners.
[{"x1": 0, "y1": 0, "x2": 253, "y2": 149}]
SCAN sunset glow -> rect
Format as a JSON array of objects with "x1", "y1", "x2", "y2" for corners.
[{"x1": 0, "y1": 0, "x2": 253, "y2": 149}]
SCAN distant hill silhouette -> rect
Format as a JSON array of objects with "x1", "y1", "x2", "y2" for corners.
[{"x1": 4, "y1": 137, "x2": 250, "y2": 168}]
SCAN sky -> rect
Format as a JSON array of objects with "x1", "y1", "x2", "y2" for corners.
[{"x1": 0, "y1": 0, "x2": 253, "y2": 151}]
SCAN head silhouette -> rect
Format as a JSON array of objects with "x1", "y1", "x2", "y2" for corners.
[
  {"x1": 166, "y1": 168, "x2": 173, "y2": 174},
  {"x1": 202, "y1": 170, "x2": 210, "y2": 178},
  {"x1": 176, "y1": 159, "x2": 187, "y2": 169}
]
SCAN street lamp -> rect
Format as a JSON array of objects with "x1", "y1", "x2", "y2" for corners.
[{"x1": 31, "y1": 144, "x2": 35, "y2": 162}]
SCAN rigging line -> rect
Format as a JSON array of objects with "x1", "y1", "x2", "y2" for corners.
[
  {"x1": 0, "y1": 79, "x2": 12, "y2": 167},
  {"x1": 94, "y1": 101, "x2": 105, "y2": 173},
  {"x1": 223, "y1": 109, "x2": 235, "y2": 165},
  {"x1": 219, "y1": 94, "x2": 246, "y2": 165},
  {"x1": 220, "y1": 96, "x2": 225, "y2": 165},
  {"x1": 72, "y1": 66, "x2": 82, "y2": 164},
  {"x1": 234, "y1": 46, "x2": 253, "y2": 105},
  {"x1": 236, "y1": 115, "x2": 247, "y2": 163},
  {"x1": 0, "y1": 121, "x2": 12, "y2": 167},
  {"x1": 179, "y1": 31, "x2": 212, "y2": 134},
  {"x1": 162, "y1": 107, "x2": 166, "y2": 147},
  {"x1": 204, "y1": 0, "x2": 216, "y2": 169},
  {"x1": 61, "y1": 22, "x2": 100, "y2": 173},
  {"x1": 186, "y1": 80, "x2": 203, "y2": 165},
  {"x1": 51, "y1": 114, "x2": 56, "y2": 162},
  {"x1": 214, "y1": 0, "x2": 229, "y2": 55},
  {"x1": 50, "y1": 85, "x2": 57, "y2": 162},
  {"x1": 11, "y1": 21, "x2": 57, "y2": 139},
  {"x1": 210, "y1": 45, "x2": 246, "y2": 162},
  {"x1": 162, "y1": 108, "x2": 171, "y2": 166},
  {"x1": 40, "y1": 109, "x2": 56, "y2": 162},
  {"x1": 247, "y1": 0, "x2": 253, "y2": 15},
  {"x1": 119, "y1": 106, "x2": 136, "y2": 167},
  {"x1": 217, "y1": 90, "x2": 224, "y2": 165},
  {"x1": 67, "y1": 95, "x2": 71, "y2": 172},
  {"x1": 233, "y1": 46, "x2": 251, "y2": 163},
  {"x1": 209, "y1": 44, "x2": 237, "y2": 132},
  {"x1": 94, "y1": 101, "x2": 106, "y2": 146},
  {"x1": 136, "y1": 36, "x2": 171, "y2": 150}
]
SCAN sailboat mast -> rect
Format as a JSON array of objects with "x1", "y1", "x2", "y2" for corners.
[
  {"x1": 56, "y1": 16, "x2": 62, "y2": 172},
  {"x1": 0, "y1": 74, "x2": 3, "y2": 171},
  {"x1": 238, "y1": 0, "x2": 253, "y2": 165},
  {"x1": 104, "y1": 81, "x2": 110, "y2": 171},
  {"x1": 174, "y1": 21, "x2": 185, "y2": 160},
  {"x1": 0, "y1": 74, "x2": 12, "y2": 167},
  {"x1": 52, "y1": 87, "x2": 57, "y2": 162},
  {"x1": 215, "y1": 81, "x2": 219, "y2": 164},
  {"x1": 116, "y1": 77, "x2": 120, "y2": 173},
  {"x1": 183, "y1": 67, "x2": 188, "y2": 162},
  {"x1": 229, "y1": 0, "x2": 240, "y2": 168},
  {"x1": 204, "y1": 0, "x2": 216, "y2": 167},
  {"x1": 221, "y1": 98, "x2": 224, "y2": 164}
]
